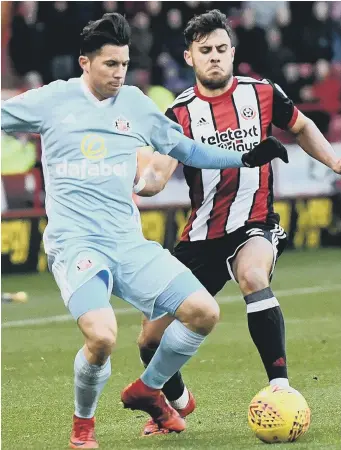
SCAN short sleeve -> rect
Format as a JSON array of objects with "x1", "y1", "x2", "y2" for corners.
[
  {"x1": 270, "y1": 82, "x2": 299, "y2": 130},
  {"x1": 134, "y1": 88, "x2": 184, "y2": 155},
  {"x1": 1, "y1": 82, "x2": 60, "y2": 134}
]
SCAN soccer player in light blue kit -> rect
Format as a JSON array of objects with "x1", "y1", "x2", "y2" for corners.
[{"x1": 1, "y1": 13, "x2": 289, "y2": 448}]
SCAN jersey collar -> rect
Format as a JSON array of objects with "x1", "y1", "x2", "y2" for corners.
[
  {"x1": 194, "y1": 77, "x2": 238, "y2": 103},
  {"x1": 80, "y1": 75, "x2": 115, "y2": 108}
]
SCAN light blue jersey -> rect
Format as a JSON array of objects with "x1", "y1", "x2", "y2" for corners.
[
  {"x1": 2, "y1": 77, "x2": 183, "y2": 253},
  {"x1": 1, "y1": 77, "x2": 243, "y2": 319}
]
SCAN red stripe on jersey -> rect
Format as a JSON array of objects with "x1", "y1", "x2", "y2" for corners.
[
  {"x1": 181, "y1": 167, "x2": 204, "y2": 240},
  {"x1": 174, "y1": 105, "x2": 192, "y2": 138},
  {"x1": 174, "y1": 104, "x2": 205, "y2": 240},
  {"x1": 206, "y1": 98, "x2": 240, "y2": 239},
  {"x1": 206, "y1": 168, "x2": 240, "y2": 239},
  {"x1": 248, "y1": 164, "x2": 270, "y2": 223},
  {"x1": 248, "y1": 84, "x2": 273, "y2": 223}
]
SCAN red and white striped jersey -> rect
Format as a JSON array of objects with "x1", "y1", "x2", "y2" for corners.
[{"x1": 166, "y1": 76, "x2": 298, "y2": 242}]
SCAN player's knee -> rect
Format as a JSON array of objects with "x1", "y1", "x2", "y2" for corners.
[
  {"x1": 193, "y1": 303, "x2": 220, "y2": 335},
  {"x1": 239, "y1": 267, "x2": 269, "y2": 294},
  {"x1": 182, "y1": 292, "x2": 220, "y2": 335},
  {"x1": 87, "y1": 325, "x2": 117, "y2": 359},
  {"x1": 137, "y1": 332, "x2": 160, "y2": 351},
  {"x1": 78, "y1": 307, "x2": 117, "y2": 361}
]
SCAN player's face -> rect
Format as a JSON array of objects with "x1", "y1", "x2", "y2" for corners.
[
  {"x1": 184, "y1": 29, "x2": 235, "y2": 90},
  {"x1": 79, "y1": 44, "x2": 130, "y2": 99}
]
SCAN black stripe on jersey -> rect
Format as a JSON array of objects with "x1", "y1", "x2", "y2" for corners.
[
  {"x1": 186, "y1": 100, "x2": 196, "y2": 140},
  {"x1": 208, "y1": 103, "x2": 217, "y2": 129},
  {"x1": 248, "y1": 85, "x2": 262, "y2": 220},
  {"x1": 223, "y1": 94, "x2": 241, "y2": 231},
  {"x1": 171, "y1": 92, "x2": 196, "y2": 109},
  {"x1": 205, "y1": 103, "x2": 223, "y2": 239},
  {"x1": 236, "y1": 76, "x2": 268, "y2": 83},
  {"x1": 232, "y1": 93, "x2": 240, "y2": 128},
  {"x1": 237, "y1": 81, "x2": 269, "y2": 85},
  {"x1": 253, "y1": 84, "x2": 263, "y2": 134},
  {"x1": 176, "y1": 87, "x2": 194, "y2": 100},
  {"x1": 266, "y1": 163, "x2": 275, "y2": 223},
  {"x1": 172, "y1": 97, "x2": 196, "y2": 109},
  {"x1": 172, "y1": 92, "x2": 195, "y2": 105},
  {"x1": 165, "y1": 108, "x2": 179, "y2": 123}
]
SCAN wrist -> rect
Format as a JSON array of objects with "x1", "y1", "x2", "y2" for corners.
[{"x1": 241, "y1": 153, "x2": 252, "y2": 168}]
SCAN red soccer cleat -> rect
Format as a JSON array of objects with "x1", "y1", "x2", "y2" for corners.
[
  {"x1": 121, "y1": 378, "x2": 186, "y2": 434},
  {"x1": 143, "y1": 390, "x2": 196, "y2": 436},
  {"x1": 69, "y1": 415, "x2": 99, "y2": 449}
]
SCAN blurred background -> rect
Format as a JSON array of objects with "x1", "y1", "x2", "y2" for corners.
[{"x1": 1, "y1": 1, "x2": 341, "y2": 275}]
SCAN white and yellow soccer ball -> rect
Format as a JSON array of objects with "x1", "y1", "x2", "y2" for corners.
[{"x1": 248, "y1": 385, "x2": 311, "y2": 443}]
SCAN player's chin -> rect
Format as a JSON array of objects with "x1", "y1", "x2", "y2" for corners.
[
  {"x1": 203, "y1": 75, "x2": 229, "y2": 89},
  {"x1": 106, "y1": 85, "x2": 121, "y2": 96}
]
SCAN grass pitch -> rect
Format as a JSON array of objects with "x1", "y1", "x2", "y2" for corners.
[{"x1": 2, "y1": 248, "x2": 341, "y2": 449}]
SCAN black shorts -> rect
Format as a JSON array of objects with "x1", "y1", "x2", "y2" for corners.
[{"x1": 172, "y1": 223, "x2": 287, "y2": 296}]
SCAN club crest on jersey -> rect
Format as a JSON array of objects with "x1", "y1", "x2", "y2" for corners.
[
  {"x1": 114, "y1": 116, "x2": 131, "y2": 132},
  {"x1": 241, "y1": 105, "x2": 256, "y2": 120},
  {"x1": 76, "y1": 258, "x2": 93, "y2": 272}
]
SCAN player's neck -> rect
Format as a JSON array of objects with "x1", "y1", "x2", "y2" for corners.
[
  {"x1": 82, "y1": 74, "x2": 109, "y2": 102},
  {"x1": 196, "y1": 76, "x2": 234, "y2": 98}
]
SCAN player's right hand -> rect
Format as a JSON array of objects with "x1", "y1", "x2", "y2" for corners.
[{"x1": 242, "y1": 137, "x2": 289, "y2": 168}]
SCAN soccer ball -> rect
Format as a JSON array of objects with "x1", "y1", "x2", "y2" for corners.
[{"x1": 248, "y1": 385, "x2": 311, "y2": 443}]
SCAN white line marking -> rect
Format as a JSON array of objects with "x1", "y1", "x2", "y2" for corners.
[{"x1": 2, "y1": 284, "x2": 340, "y2": 329}]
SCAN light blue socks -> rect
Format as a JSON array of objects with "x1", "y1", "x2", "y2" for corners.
[
  {"x1": 141, "y1": 319, "x2": 205, "y2": 389},
  {"x1": 74, "y1": 348, "x2": 111, "y2": 418}
]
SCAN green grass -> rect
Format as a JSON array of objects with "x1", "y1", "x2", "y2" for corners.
[{"x1": 2, "y1": 248, "x2": 341, "y2": 449}]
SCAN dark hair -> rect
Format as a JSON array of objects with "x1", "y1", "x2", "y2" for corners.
[
  {"x1": 80, "y1": 13, "x2": 131, "y2": 55},
  {"x1": 184, "y1": 9, "x2": 233, "y2": 48}
]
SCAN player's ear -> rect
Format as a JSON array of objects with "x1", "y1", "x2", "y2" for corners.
[
  {"x1": 184, "y1": 49, "x2": 193, "y2": 68},
  {"x1": 79, "y1": 55, "x2": 90, "y2": 73},
  {"x1": 231, "y1": 46, "x2": 235, "y2": 63}
]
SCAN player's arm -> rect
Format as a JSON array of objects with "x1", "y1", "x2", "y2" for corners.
[
  {"x1": 157, "y1": 129, "x2": 288, "y2": 169},
  {"x1": 134, "y1": 107, "x2": 180, "y2": 196},
  {"x1": 134, "y1": 146, "x2": 178, "y2": 196},
  {"x1": 270, "y1": 81, "x2": 341, "y2": 174},
  {"x1": 289, "y1": 111, "x2": 341, "y2": 174},
  {"x1": 1, "y1": 83, "x2": 56, "y2": 134}
]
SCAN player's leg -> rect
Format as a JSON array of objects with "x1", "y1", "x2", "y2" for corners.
[
  {"x1": 136, "y1": 240, "x2": 227, "y2": 435},
  {"x1": 139, "y1": 282, "x2": 219, "y2": 383},
  {"x1": 122, "y1": 281, "x2": 219, "y2": 433},
  {"x1": 230, "y1": 230, "x2": 288, "y2": 387},
  {"x1": 137, "y1": 315, "x2": 196, "y2": 435},
  {"x1": 49, "y1": 251, "x2": 115, "y2": 449},
  {"x1": 118, "y1": 239, "x2": 222, "y2": 433},
  {"x1": 69, "y1": 273, "x2": 116, "y2": 449},
  {"x1": 137, "y1": 315, "x2": 188, "y2": 405}
]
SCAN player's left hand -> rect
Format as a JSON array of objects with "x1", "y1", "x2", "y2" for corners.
[{"x1": 242, "y1": 137, "x2": 289, "y2": 168}]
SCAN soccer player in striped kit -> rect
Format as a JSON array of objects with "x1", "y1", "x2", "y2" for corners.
[{"x1": 135, "y1": 9, "x2": 341, "y2": 436}]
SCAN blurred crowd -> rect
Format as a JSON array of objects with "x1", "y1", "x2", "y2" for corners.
[{"x1": 4, "y1": 2, "x2": 341, "y2": 102}]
